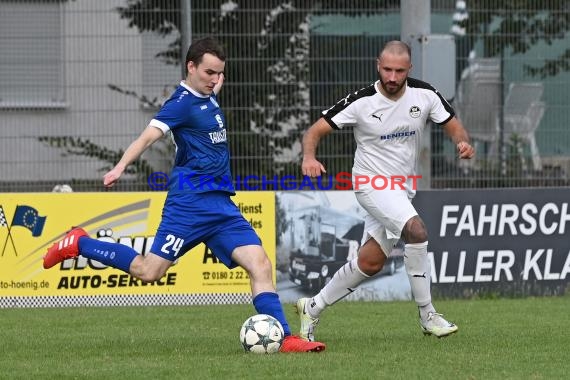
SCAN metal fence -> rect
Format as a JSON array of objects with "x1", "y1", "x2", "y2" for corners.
[{"x1": 0, "y1": 0, "x2": 568, "y2": 192}]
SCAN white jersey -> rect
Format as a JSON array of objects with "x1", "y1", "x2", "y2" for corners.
[{"x1": 322, "y1": 78, "x2": 454, "y2": 197}]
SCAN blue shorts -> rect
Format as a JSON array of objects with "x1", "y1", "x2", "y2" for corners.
[{"x1": 150, "y1": 191, "x2": 261, "y2": 268}]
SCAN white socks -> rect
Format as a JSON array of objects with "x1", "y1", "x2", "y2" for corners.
[
  {"x1": 307, "y1": 257, "x2": 369, "y2": 318},
  {"x1": 307, "y1": 244, "x2": 436, "y2": 321},
  {"x1": 404, "y1": 241, "x2": 436, "y2": 320}
]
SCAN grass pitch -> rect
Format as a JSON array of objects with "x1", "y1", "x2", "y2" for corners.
[{"x1": 0, "y1": 297, "x2": 568, "y2": 380}]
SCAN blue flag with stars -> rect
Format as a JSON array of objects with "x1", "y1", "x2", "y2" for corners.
[{"x1": 11, "y1": 205, "x2": 46, "y2": 237}]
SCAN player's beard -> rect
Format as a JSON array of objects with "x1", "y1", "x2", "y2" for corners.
[{"x1": 379, "y1": 76, "x2": 407, "y2": 95}]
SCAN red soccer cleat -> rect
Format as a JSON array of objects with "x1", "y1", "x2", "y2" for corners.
[
  {"x1": 43, "y1": 227, "x2": 88, "y2": 269},
  {"x1": 280, "y1": 335, "x2": 326, "y2": 353}
]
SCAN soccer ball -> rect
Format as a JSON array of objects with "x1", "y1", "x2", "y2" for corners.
[{"x1": 239, "y1": 314, "x2": 284, "y2": 354}]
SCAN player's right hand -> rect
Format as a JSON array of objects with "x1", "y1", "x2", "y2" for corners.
[
  {"x1": 213, "y1": 73, "x2": 224, "y2": 95},
  {"x1": 302, "y1": 157, "x2": 327, "y2": 178},
  {"x1": 103, "y1": 167, "x2": 123, "y2": 188}
]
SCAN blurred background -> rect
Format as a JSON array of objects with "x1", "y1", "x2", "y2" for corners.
[{"x1": 1, "y1": 0, "x2": 568, "y2": 192}]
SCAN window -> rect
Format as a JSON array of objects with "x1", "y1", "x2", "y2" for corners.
[{"x1": 0, "y1": 0, "x2": 65, "y2": 108}]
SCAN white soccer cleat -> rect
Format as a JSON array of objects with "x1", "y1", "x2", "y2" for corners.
[
  {"x1": 295, "y1": 298, "x2": 320, "y2": 342},
  {"x1": 420, "y1": 312, "x2": 458, "y2": 337}
]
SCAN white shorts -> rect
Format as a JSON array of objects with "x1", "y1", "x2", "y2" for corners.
[{"x1": 355, "y1": 187, "x2": 418, "y2": 256}]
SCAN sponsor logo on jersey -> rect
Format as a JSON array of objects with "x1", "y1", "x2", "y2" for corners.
[
  {"x1": 409, "y1": 105, "x2": 421, "y2": 118},
  {"x1": 380, "y1": 130, "x2": 416, "y2": 141},
  {"x1": 208, "y1": 129, "x2": 227, "y2": 144}
]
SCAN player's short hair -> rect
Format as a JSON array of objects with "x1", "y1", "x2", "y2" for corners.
[
  {"x1": 379, "y1": 40, "x2": 411, "y2": 59},
  {"x1": 185, "y1": 37, "x2": 226, "y2": 66}
]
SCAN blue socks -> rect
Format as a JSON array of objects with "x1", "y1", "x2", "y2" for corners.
[
  {"x1": 78, "y1": 236, "x2": 139, "y2": 273},
  {"x1": 253, "y1": 292, "x2": 291, "y2": 336},
  {"x1": 77, "y1": 238, "x2": 290, "y2": 337}
]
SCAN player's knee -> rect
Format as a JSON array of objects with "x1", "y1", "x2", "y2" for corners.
[
  {"x1": 250, "y1": 254, "x2": 272, "y2": 276},
  {"x1": 402, "y1": 216, "x2": 428, "y2": 243},
  {"x1": 358, "y1": 258, "x2": 383, "y2": 275},
  {"x1": 357, "y1": 246, "x2": 386, "y2": 275}
]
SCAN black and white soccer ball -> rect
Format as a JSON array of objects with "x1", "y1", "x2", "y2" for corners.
[{"x1": 239, "y1": 314, "x2": 284, "y2": 354}]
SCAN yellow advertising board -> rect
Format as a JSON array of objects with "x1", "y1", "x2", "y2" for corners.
[{"x1": 0, "y1": 192, "x2": 275, "y2": 305}]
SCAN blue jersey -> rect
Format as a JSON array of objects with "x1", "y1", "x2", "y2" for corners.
[{"x1": 149, "y1": 81, "x2": 235, "y2": 194}]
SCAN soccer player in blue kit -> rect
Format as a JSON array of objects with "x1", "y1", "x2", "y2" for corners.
[{"x1": 42, "y1": 37, "x2": 325, "y2": 353}]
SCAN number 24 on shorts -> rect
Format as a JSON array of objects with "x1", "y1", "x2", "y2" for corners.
[{"x1": 161, "y1": 234, "x2": 185, "y2": 256}]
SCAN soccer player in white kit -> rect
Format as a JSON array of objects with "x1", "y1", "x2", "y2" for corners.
[{"x1": 297, "y1": 40, "x2": 475, "y2": 340}]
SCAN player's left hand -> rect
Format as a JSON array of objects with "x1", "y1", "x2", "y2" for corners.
[{"x1": 457, "y1": 141, "x2": 475, "y2": 159}]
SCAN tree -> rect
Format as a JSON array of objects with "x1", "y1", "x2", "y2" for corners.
[
  {"x1": 113, "y1": 0, "x2": 394, "y2": 183},
  {"x1": 461, "y1": 0, "x2": 569, "y2": 78},
  {"x1": 454, "y1": 1, "x2": 569, "y2": 186},
  {"x1": 37, "y1": 136, "x2": 163, "y2": 189},
  {"x1": 113, "y1": 1, "x2": 569, "y2": 187}
]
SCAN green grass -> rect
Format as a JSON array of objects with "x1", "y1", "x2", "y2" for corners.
[{"x1": 0, "y1": 298, "x2": 568, "y2": 380}]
